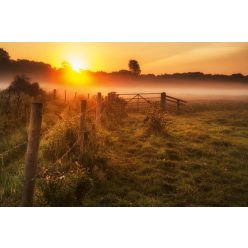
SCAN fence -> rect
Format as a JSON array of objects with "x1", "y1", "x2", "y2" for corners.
[
  {"x1": 1, "y1": 89, "x2": 187, "y2": 206},
  {"x1": 49, "y1": 89, "x2": 187, "y2": 113},
  {"x1": 117, "y1": 92, "x2": 187, "y2": 112},
  {"x1": 19, "y1": 93, "x2": 103, "y2": 206}
]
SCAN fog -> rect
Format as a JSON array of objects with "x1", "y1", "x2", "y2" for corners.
[
  {"x1": 1, "y1": 78, "x2": 248, "y2": 101},
  {"x1": 43, "y1": 80, "x2": 248, "y2": 101}
]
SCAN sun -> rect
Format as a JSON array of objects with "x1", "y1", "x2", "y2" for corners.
[
  {"x1": 67, "y1": 57, "x2": 87, "y2": 72},
  {"x1": 70, "y1": 60, "x2": 83, "y2": 72}
]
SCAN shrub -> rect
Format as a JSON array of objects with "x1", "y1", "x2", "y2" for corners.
[
  {"x1": 144, "y1": 108, "x2": 167, "y2": 134},
  {"x1": 39, "y1": 167, "x2": 92, "y2": 206}
]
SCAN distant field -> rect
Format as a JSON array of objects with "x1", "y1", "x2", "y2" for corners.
[{"x1": 1, "y1": 99, "x2": 248, "y2": 206}]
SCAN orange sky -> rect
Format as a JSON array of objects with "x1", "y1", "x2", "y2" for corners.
[{"x1": 1, "y1": 42, "x2": 248, "y2": 75}]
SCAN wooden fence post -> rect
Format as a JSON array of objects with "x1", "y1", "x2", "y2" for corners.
[
  {"x1": 107, "y1": 92, "x2": 117, "y2": 103},
  {"x1": 74, "y1": 92, "x2": 77, "y2": 101},
  {"x1": 79, "y1": 100, "x2": 87, "y2": 157},
  {"x1": 107, "y1": 92, "x2": 111, "y2": 103},
  {"x1": 161, "y1": 92, "x2": 166, "y2": 112},
  {"x1": 112, "y1": 92, "x2": 117, "y2": 101},
  {"x1": 64, "y1": 90, "x2": 67, "y2": 102},
  {"x1": 53, "y1": 89, "x2": 57, "y2": 100},
  {"x1": 96, "y1": 92, "x2": 102, "y2": 128},
  {"x1": 21, "y1": 102, "x2": 43, "y2": 207}
]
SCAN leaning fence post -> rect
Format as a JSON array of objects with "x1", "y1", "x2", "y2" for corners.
[
  {"x1": 96, "y1": 92, "x2": 102, "y2": 128},
  {"x1": 79, "y1": 100, "x2": 87, "y2": 157},
  {"x1": 160, "y1": 92, "x2": 166, "y2": 112},
  {"x1": 21, "y1": 102, "x2": 43, "y2": 207}
]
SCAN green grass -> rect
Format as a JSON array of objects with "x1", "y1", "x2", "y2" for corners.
[
  {"x1": 80, "y1": 101, "x2": 248, "y2": 206},
  {"x1": 1, "y1": 99, "x2": 248, "y2": 206}
]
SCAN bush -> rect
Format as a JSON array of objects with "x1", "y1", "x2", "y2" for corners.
[
  {"x1": 39, "y1": 166, "x2": 92, "y2": 206},
  {"x1": 144, "y1": 108, "x2": 167, "y2": 134}
]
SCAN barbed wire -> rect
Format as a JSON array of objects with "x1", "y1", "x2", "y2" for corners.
[
  {"x1": 0, "y1": 141, "x2": 27, "y2": 166},
  {"x1": 51, "y1": 139, "x2": 78, "y2": 166},
  {"x1": 0, "y1": 102, "x2": 96, "y2": 168},
  {"x1": 0, "y1": 120, "x2": 60, "y2": 166},
  {"x1": 0, "y1": 118, "x2": 58, "y2": 160},
  {"x1": 37, "y1": 138, "x2": 79, "y2": 178},
  {"x1": 0, "y1": 141, "x2": 27, "y2": 157}
]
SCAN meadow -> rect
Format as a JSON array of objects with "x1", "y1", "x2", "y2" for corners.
[{"x1": 1, "y1": 92, "x2": 248, "y2": 206}]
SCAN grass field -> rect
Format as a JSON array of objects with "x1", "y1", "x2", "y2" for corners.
[{"x1": 1, "y1": 99, "x2": 248, "y2": 206}]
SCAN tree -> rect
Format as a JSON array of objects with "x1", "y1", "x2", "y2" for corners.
[
  {"x1": 7, "y1": 75, "x2": 45, "y2": 97},
  {"x1": 128, "y1": 60, "x2": 141, "y2": 75},
  {"x1": 0, "y1": 48, "x2": 10, "y2": 62}
]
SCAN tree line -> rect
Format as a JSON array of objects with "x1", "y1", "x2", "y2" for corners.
[{"x1": 1, "y1": 48, "x2": 248, "y2": 84}]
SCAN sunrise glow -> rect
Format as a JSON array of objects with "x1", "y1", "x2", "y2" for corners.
[
  {"x1": 70, "y1": 60, "x2": 84, "y2": 72},
  {"x1": 64, "y1": 54, "x2": 87, "y2": 72},
  {"x1": 1, "y1": 42, "x2": 248, "y2": 75}
]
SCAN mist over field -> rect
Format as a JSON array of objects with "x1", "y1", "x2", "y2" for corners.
[
  {"x1": 1, "y1": 45, "x2": 248, "y2": 101},
  {"x1": 2, "y1": 76, "x2": 248, "y2": 101},
  {"x1": 13, "y1": 83, "x2": 248, "y2": 102}
]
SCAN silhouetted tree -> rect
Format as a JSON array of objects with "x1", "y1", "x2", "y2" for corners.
[
  {"x1": 128, "y1": 60, "x2": 141, "y2": 75},
  {"x1": 0, "y1": 48, "x2": 10, "y2": 62},
  {"x1": 7, "y1": 75, "x2": 45, "y2": 96}
]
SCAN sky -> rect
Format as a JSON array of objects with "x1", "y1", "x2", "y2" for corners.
[{"x1": 1, "y1": 42, "x2": 248, "y2": 75}]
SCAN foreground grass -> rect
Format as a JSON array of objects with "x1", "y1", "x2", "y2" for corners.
[
  {"x1": 1, "y1": 100, "x2": 248, "y2": 206},
  {"x1": 81, "y1": 101, "x2": 248, "y2": 206}
]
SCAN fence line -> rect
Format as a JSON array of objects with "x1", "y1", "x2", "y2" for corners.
[
  {"x1": 1, "y1": 90, "x2": 188, "y2": 206},
  {"x1": 1, "y1": 90, "x2": 185, "y2": 165}
]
